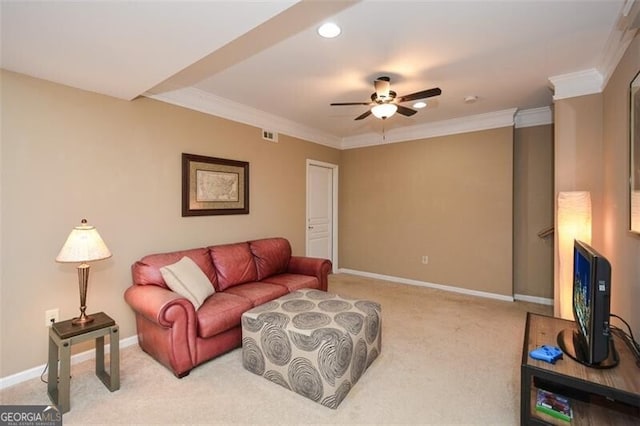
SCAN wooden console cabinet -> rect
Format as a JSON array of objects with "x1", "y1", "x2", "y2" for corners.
[{"x1": 521, "y1": 313, "x2": 639, "y2": 425}]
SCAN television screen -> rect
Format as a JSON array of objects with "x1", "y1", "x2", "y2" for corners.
[
  {"x1": 573, "y1": 246, "x2": 592, "y2": 345},
  {"x1": 557, "y1": 240, "x2": 616, "y2": 368}
]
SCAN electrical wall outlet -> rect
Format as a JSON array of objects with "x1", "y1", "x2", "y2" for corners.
[
  {"x1": 421, "y1": 255, "x2": 429, "y2": 264},
  {"x1": 45, "y1": 308, "x2": 59, "y2": 327}
]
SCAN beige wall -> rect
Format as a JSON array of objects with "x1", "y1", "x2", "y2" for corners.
[
  {"x1": 553, "y1": 93, "x2": 604, "y2": 316},
  {"x1": 0, "y1": 70, "x2": 340, "y2": 377},
  {"x1": 339, "y1": 127, "x2": 514, "y2": 297},
  {"x1": 602, "y1": 33, "x2": 640, "y2": 336},
  {"x1": 513, "y1": 124, "x2": 554, "y2": 298},
  {"x1": 553, "y1": 33, "x2": 640, "y2": 335}
]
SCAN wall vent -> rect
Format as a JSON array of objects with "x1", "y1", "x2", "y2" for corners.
[{"x1": 261, "y1": 129, "x2": 278, "y2": 142}]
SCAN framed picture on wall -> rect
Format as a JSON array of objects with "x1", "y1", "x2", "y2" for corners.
[
  {"x1": 630, "y1": 71, "x2": 640, "y2": 234},
  {"x1": 182, "y1": 153, "x2": 249, "y2": 216}
]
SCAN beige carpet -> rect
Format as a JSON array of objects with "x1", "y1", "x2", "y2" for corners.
[{"x1": 0, "y1": 273, "x2": 552, "y2": 424}]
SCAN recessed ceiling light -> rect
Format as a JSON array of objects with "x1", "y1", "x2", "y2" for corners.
[
  {"x1": 413, "y1": 101, "x2": 427, "y2": 109},
  {"x1": 318, "y1": 22, "x2": 341, "y2": 39},
  {"x1": 464, "y1": 95, "x2": 478, "y2": 104}
]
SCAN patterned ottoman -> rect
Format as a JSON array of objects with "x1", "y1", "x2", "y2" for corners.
[{"x1": 241, "y1": 289, "x2": 382, "y2": 409}]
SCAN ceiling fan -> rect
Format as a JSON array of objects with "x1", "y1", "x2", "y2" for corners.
[{"x1": 330, "y1": 76, "x2": 442, "y2": 120}]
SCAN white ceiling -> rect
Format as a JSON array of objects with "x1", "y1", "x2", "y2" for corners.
[{"x1": 1, "y1": 0, "x2": 634, "y2": 148}]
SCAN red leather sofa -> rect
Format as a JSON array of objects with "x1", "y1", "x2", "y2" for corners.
[{"x1": 124, "y1": 237, "x2": 332, "y2": 377}]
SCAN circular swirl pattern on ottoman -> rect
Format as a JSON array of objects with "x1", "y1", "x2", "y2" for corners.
[
  {"x1": 367, "y1": 347, "x2": 379, "y2": 369},
  {"x1": 241, "y1": 316, "x2": 264, "y2": 333},
  {"x1": 292, "y1": 312, "x2": 331, "y2": 329},
  {"x1": 250, "y1": 300, "x2": 279, "y2": 314},
  {"x1": 306, "y1": 290, "x2": 336, "y2": 300},
  {"x1": 311, "y1": 327, "x2": 343, "y2": 344},
  {"x1": 318, "y1": 300, "x2": 352, "y2": 313},
  {"x1": 364, "y1": 311, "x2": 380, "y2": 344},
  {"x1": 257, "y1": 312, "x2": 290, "y2": 328},
  {"x1": 334, "y1": 312, "x2": 364, "y2": 335},
  {"x1": 288, "y1": 357, "x2": 323, "y2": 402},
  {"x1": 318, "y1": 333, "x2": 353, "y2": 385},
  {"x1": 289, "y1": 331, "x2": 321, "y2": 352},
  {"x1": 350, "y1": 338, "x2": 368, "y2": 384},
  {"x1": 282, "y1": 299, "x2": 315, "y2": 313},
  {"x1": 279, "y1": 291, "x2": 303, "y2": 300},
  {"x1": 321, "y1": 381, "x2": 352, "y2": 409},
  {"x1": 260, "y1": 324, "x2": 292, "y2": 366},
  {"x1": 264, "y1": 370, "x2": 291, "y2": 390},
  {"x1": 355, "y1": 300, "x2": 379, "y2": 314},
  {"x1": 242, "y1": 337, "x2": 265, "y2": 375}
]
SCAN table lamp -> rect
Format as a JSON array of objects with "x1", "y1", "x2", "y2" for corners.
[{"x1": 56, "y1": 219, "x2": 112, "y2": 325}]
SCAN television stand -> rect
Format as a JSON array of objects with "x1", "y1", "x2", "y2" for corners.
[
  {"x1": 521, "y1": 313, "x2": 639, "y2": 425},
  {"x1": 556, "y1": 328, "x2": 619, "y2": 368}
]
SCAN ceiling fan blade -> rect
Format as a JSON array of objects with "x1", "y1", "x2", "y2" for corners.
[
  {"x1": 355, "y1": 110, "x2": 372, "y2": 120},
  {"x1": 331, "y1": 102, "x2": 372, "y2": 106},
  {"x1": 397, "y1": 105, "x2": 417, "y2": 117},
  {"x1": 397, "y1": 87, "x2": 442, "y2": 103}
]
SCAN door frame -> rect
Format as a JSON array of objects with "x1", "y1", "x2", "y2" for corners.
[{"x1": 306, "y1": 159, "x2": 338, "y2": 272}]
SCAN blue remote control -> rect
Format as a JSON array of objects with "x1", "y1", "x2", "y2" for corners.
[{"x1": 529, "y1": 345, "x2": 563, "y2": 364}]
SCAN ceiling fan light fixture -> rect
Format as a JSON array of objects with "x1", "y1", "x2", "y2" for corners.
[
  {"x1": 371, "y1": 103, "x2": 398, "y2": 119},
  {"x1": 317, "y1": 22, "x2": 341, "y2": 38},
  {"x1": 374, "y1": 78, "x2": 391, "y2": 99}
]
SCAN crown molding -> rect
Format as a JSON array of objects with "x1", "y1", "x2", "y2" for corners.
[
  {"x1": 549, "y1": 2, "x2": 639, "y2": 101},
  {"x1": 548, "y1": 68, "x2": 604, "y2": 101},
  {"x1": 147, "y1": 88, "x2": 551, "y2": 150},
  {"x1": 599, "y1": 28, "x2": 637, "y2": 89},
  {"x1": 599, "y1": 0, "x2": 639, "y2": 88},
  {"x1": 514, "y1": 106, "x2": 553, "y2": 128},
  {"x1": 340, "y1": 108, "x2": 518, "y2": 149},
  {"x1": 145, "y1": 88, "x2": 342, "y2": 149}
]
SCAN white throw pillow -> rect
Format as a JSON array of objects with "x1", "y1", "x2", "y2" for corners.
[{"x1": 159, "y1": 256, "x2": 214, "y2": 309}]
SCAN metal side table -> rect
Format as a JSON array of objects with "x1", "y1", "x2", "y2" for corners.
[{"x1": 47, "y1": 312, "x2": 119, "y2": 413}]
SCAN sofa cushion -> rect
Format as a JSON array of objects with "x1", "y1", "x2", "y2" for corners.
[
  {"x1": 262, "y1": 273, "x2": 320, "y2": 292},
  {"x1": 209, "y1": 242, "x2": 258, "y2": 291},
  {"x1": 133, "y1": 247, "x2": 217, "y2": 289},
  {"x1": 197, "y1": 292, "x2": 254, "y2": 338},
  {"x1": 159, "y1": 257, "x2": 215, "y2": 309},
  {"x1": 249, "y1": 237, "x2": 292, "y2": 280},
  {"x1": 224, "y1": 282, "x2": 289, "y2": 307}
]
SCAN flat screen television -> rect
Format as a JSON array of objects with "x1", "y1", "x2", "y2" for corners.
[{"x1": 557, "y1": 239, "x2": 618, "y2": 368}]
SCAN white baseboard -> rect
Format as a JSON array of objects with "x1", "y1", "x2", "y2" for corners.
[
  {"x1": 337, "y1": 268, "x2": 515, "y2": 302},
  {"x1": 0, "y1": 335, "x2": 138, "y2": 390},
  {"x1": 514, "y1": 293, "x2": 554, "y2": 306}
]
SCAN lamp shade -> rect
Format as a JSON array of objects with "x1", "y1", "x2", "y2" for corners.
[
  {"x1": 56, "y1": 219, "x2": 112, "y2": 263},
  {"x1": 557, "y1": 191, "x2": 591, "y2": 319},
  {"x1": 371, "y1": 103, "x2": 398, "y2": 119}
]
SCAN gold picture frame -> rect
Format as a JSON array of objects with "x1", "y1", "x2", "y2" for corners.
[
  {"x1": 182, "y1": 153, "x2": 249, "y2": 216},
  {"x1": 630, "y1": 71, "x2": 640, "y2": 234}
]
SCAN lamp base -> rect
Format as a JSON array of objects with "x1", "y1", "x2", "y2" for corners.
[
  {"x1": 71, "y1": 313, "x2": 94, "y2": 326},
  {"x1": 72, "y1": 264, "x2": 94, "y2": 326}
]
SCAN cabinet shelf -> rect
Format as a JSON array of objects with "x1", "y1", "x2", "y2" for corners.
[
  {"x1": 528, "y1": 380, "x2": 639, "y2": 425},
  {"x1": 521, "y1": 313, "x2": 640, "y2": 425}
]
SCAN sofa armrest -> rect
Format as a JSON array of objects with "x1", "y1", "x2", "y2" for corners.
[
  {"x1": 124, "y1": 284, "x2": 199, "y2": 376},
  {"x1": 287, "y1": 256, "x2": 332, "y2": 291},
  {"x1": 124, "y1": 284, "x2": 196, "y2": 328}
]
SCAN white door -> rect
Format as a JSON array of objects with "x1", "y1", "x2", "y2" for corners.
[{"x1": 306, "y1": 161, "x2": 337, "y2": 268}]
